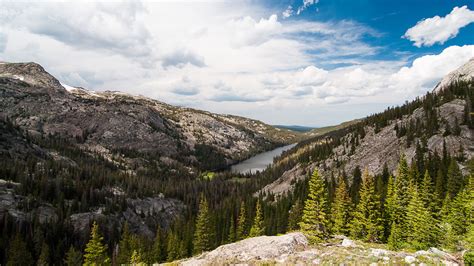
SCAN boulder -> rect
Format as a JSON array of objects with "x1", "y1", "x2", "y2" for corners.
[
  {"x1": 180, "y1": 232, "x2": 308, "y2": 265},
  {"x1": 371, "y1": 248, "x2": 389, "y2": 257},
  {"x1": 340, "y1": 238, "x2": 356, "y2": 247},
  {"x1": 405, "y1": 255, "x2": 416, "y2": 264}
]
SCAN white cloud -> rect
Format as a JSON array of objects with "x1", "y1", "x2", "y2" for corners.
[
  {"x1": 2, "y1": 1, "x2": 472, "y2": 126},
  {"x1": 282, "y1": 6, "x2": 293, "y2": 18},
  {"x1": 227, "y1": 14, "x2": 282, "y2": 47},
  {"x1": 1, "y1": 1, "x2": 154, "y2": 67},
  {"x1": 297, "y1": 0, "x2": 319, "y2": 15},
  {"x1": 389, "y1": 45, "x2": 474, "y2": 92},
  {"x1": 0, "y1": 32, "x2": 7, "y2": 52},
  {"x1": 161, "y1": 50, "x2": 206, "y2": 68},
  {"x1": 404, "y1": 6, "x2": 474, "y2": 47}
]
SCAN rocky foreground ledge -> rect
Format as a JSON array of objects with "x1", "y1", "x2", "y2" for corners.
[{"x1": 172, "y1": 232, "x2": 462, "y2": 265}]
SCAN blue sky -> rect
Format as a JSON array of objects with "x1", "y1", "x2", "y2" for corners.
[{"x1": 1, "y1": 0, "x2": 474, "y2": 126}]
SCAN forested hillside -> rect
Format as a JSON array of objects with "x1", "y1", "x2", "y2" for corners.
[{"x1": 0, "y1": 58, "x2": 473, "y2": 264}]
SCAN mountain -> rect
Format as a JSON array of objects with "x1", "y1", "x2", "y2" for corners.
[
  {"x1": 274, "y1": 125, "x2": 315, "y2": 132},
  {"x1": 303, "y1": 119, "x2": 361, "y2": 138},
  {"x1": 0, "y1": 62, "x2": 301, "y2": 173},
  {"x1": 0, "y1": 62, "x2": 304, "y2": 262},
  {"x1": 260, "y1": 58, "x2": 473, "y2": 197},
  {"x1": 434, "y1": 57, "x2": 474, "y2": 93},
  {"x1": 0, "y1": 59, "x2": 472, "y2": 264}
]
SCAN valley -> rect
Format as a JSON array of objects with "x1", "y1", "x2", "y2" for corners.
[{"x1": 0, "y1": 59, "x2": 473, "y2": 265}]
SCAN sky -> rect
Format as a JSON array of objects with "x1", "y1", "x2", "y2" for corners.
[{"x1": 1, "y1": 0, "x2": 474, "y2": 127}]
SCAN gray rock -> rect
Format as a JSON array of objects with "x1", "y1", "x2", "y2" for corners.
[
  {"x1": 179, "y1": 232, "x2": 308, "y2": 265},
  {"x1": 428, "y1": 247, "x2": 457, "y2": 261},
  {"x1": 0, "y1": 61, "x2": 301, "y2": 173},
  {"x1": 340, "y1": 238, "x2": 356, "y2": 248},
  {"x1": 371, "y1": 248, "x2": 389, "y2": 257},
  {"x1": 405, "y1": 255, "x2": 416, "y2": 264}
]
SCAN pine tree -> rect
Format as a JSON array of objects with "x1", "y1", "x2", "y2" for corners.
[
  {"x1": 178, "y1": 237, "x2": 188, "y2": 258},
  {"x1": 332, "y1": 176, "x2": 352, "y2": 236},
  {"x1": 166, "y1": 231, "x2": 178, "y2": 262},
  {"x1": 236, "y1": 202, "x2": 247, "y2": 240},
  {"x1": 384, "y1": 175, "x2": 397, "y2": 240},
  {"x1": 151, "y1": 227, "x2": 164, "y2": 263},
  {"x1": 391, "y1": 155, "x2": 411, "y2": 241},
  {"x1": 117, "y1": 223, "x2": 133, "y2": 264},
  {"x1": 439, "y1": 195, "x2": 457, "y2": 249},
  {"x1": 130, "y1": 250, "x2": 145, "y2": 265},
  {"x1": 447, "y1": 188, "x2": 470, "y2": 236},
  {"x1": 37, "y1": 242, "x2": 50, "y2": 266},
  {"x1": 406, "y1": 184, "x2": 436, "y2": 249},
  {"x1": 349, "y1": 169, "x2": 383, "y2": 242},
  {"x1": 227, "y1": 215, "x2": 237, "y2": 243},
  {"x1": 7, "y1": 233, "x2": 34, "y2": 266},
  {"x1": 287, "y1": 201, "x2": 303, "y2": 231},
  {"x1": 396, "y1": 155, "x2": 411, "y2": 209},
  {"x1": 193, "y1": 196, "x2": 214, "y2": 254},
  {"x1": 435, "y1": 168, "x2": 446, "y2": 201},
  {"x1": 249, "y1": 200, "x2": 265, "y2": 237},
  {"x1": 388, "y1": 221, "x2": 403, "y2": 250},
  {"x1": 446, "y1": 160, "x2": 463, "y2": 198},
  {"x1": 299, "y1": 169, "x2": 329, "y2": 243},
  {"x1": 64, "y1": 246, "x2": 82, "y2": 266},
  {"x1": 420, "y1": 170, "x2": 436, "y2": 212},
  {"x1": 83, "y1": 221, "x2": 110, "y2": 265},
  {"x1": 350, "y1": 166, "x2": 362, "y2": 204}
]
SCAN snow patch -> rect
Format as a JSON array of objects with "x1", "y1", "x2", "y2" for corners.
[
  {"x1": 61, "y1": 83, "x2": 77, "y2": 92},
  {"x1": 12, "y1": 75, "x2": 24, "y2": 81}
]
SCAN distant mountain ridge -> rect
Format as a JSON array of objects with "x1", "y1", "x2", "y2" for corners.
[
  {"x1": 0, "y1": 62, "x2": 302, "y2": 173},
  {"x1": 274, "y1": 125, "x2": 315, "y2": 132}
]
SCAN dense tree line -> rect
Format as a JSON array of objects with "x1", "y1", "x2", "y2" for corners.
[{"x1": 0, "y1": 80, "x2": 472, "y2": 264}]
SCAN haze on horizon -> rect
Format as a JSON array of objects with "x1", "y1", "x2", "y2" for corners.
[{"x1": 1, "y1": 0, "x2": 474, "y2": 127}]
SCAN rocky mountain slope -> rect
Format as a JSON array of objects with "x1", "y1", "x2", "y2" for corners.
[
  {"x1": 0, "y1": 62, "x2": 301, "y2": 173},
  {"x1": 0, "y1": 61, "x2": 304, "y2": 245},
  {"x1": 434, "y1": 57, "x2": 474, "y2": 93},
  {"x1": 176, "y1": 233, "x2": 462, "y2": 265},
  {"x1": 260, "y1": 59, "x2": 473, "y2": 197}
]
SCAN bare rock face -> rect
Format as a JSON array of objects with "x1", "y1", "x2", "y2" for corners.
[
  {"x1": 434, "y1": 57, "x2": 474, "y2": 93},
  {"x1": 180, "y1": 232, "x2": 308, "y2": 265},
  {"x1": 261, "y1": 98, "x2": 472, "y2": 197},
  {"x1": 68, "y1": 197, "x2": 185, "y2": 238},
  {"x1": 0, "y1": 62, "x2": 300, "y2": 172},
  {"x1": 0, "y1": 180, "x2": 58, "y2": 224},
  {"x1": 0, "y1": 62, "x2": 64, "y2": 91}
]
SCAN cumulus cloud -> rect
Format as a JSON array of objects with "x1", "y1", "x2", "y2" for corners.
[
  {"x1": 282, "y1": 6, "x2": 293, "y2": 18},
  {"x1": 404, "y1": 6, "x2": 474, "y2": 47},
  {"x1": 0, "y1": 32, "x2": 7, "y2": 52},
  {"x1": 389, "y1": 45, "x2": 474, "y2": 92},
  {"x1": 1, "y1": 1, "x2": 154, "y2": 66},
  {"x1": 208, "y1": 81, "x2": 272, "y2": 102},
  {"x1": 228, "y1": 14, "x2": 282, "y2": 47},
  {"x1": 168, "y1": 77, "x2": 200, "y2": 96},
  {"x1": 161, "y1": 50, "x2": 206, "y2": 69},
  {"x1": 3, "y1": 0, "x2": 472, "y2": 125}
]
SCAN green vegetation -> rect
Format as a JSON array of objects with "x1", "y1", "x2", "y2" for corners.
[
  {"x1": 299, "y1": 169, "x2": 329, "y2": 243},
  {"x1": 193, "y1": 196, "x2": 215, "y2": 254},
  {"x1": 83, "y1": 222, "x2": 110, "y2": 265},
  {"x1": 249, "y1": 201, "x2": 265, "y2": 237},
  {"x1": 0, "y1": 79, "x2": 472, "y2": 264}
]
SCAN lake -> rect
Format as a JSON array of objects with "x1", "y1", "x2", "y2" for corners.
[{"x1": 230, "y1": 143, "x2": 297, "y2": 174}]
